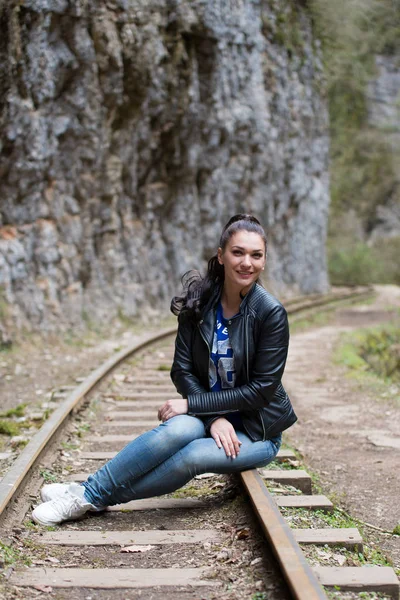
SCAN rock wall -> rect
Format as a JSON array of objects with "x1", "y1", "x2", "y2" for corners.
[
  {"x1": 0, "y1": 0, "x2": 330, "y2": 333},
  {"x1": 366, "y1": 55, "x2": 400, "y2": 242}
]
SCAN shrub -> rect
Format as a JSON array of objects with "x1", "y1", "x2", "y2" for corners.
[
  {"x1": 359, "y1": 327, "x2": 400, "y2": 382},
  {"x1": 328, "y1": 242, "x2": 380, "y2": 285},
  {"x1": 328, "y1": 235, "x2": 400, "y2": 285}
]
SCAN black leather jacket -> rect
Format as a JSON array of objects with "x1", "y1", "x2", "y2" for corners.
[{"x1": 170, "y1": 283, "x2": 297, "y2": 441}]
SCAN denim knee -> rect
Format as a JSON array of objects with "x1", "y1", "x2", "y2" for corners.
[
  {"x1": 156, "y1": 415, "x2": 205, "y2": 444},
  {"x1": 176, "y1": 438, "x2": 209, "y2": 477}
]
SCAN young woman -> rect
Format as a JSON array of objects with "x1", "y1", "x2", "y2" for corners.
[{"x1": 32, "y1": 214, "x2": 297, "y2": 525}]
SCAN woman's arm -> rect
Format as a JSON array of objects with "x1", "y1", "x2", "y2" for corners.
[
  {"x1": 170, "y1": 313, "x2": 208, "y2": 397},
  {"x1": 187, "y1": 304, "x2": 289, "y2": 415},
  {"x1": 164, "y1": 314, "x2": 217, "y2": 429},
  {"x1": 158, "y1": 313, "x2": 207, "y2": 423}
]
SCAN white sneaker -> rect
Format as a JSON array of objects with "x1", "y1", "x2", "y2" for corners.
[
  {"x1": 41, "y1": 482, "x2": 70, "y2": 502},
  {"x1": 41, "y1": 482, "x2": 105, "y2": 511},
  {"x1": 32, "y1": 483, "x2": 99, "y2": 526}
]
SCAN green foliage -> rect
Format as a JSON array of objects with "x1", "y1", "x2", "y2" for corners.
[
  {"x1": 329, "y1": 135, "x2": 396, "y2": 228},
  {"x1": 328, "y1": 235, "x2": 400, "y2": 286},
  {"x1": 328, "y1": 242, "x2": 379, "y2": 285},
  {"x1": 393, "y1": 524, "x2": 400, "y2": 535},
  {"x1": 354, "y1": 546, "x2": 393, "y2": 567},
  {"x1": 0, "y1": 540, "x2": 29, "y2": 568},
  {"x1": 0, "y1": 403, "x2": 26, "y2": 418},
  {"x1": 261, "y1": 0, "x2": 306, "y2": 57},
  {"x1": 39, "y1": 469, "x2": 58, "y2": 483},
  {"x1": 310, "y1": 0, "x2": 400, "y2": 282},
  {"x1": 373, "y1": 0, "x2": 400, "y2": 54},
  {"x1": 358, "y1": 327, "x2": 400, "y2": 381},
  {"x1": 0, "y1": 419, "x2": 20, "y2": 436},
  {"x1": 335, "y1": 339, "x2": 369, "y2": 371},
  {"x1": 313, "y1": 508, "x2": 359, "y2": 531},
  {"x1": 76, "y1": 422, "x2": 91, "y2": 438},
  {"x1": 371, "y1": 236, "x2": 400, "y2": 284},
  {"x1": 61, "y1": 441, "x2": 79, "y2": 450},
  {"x1": 335, "y1": 324, "x2": 400, "y2": 384}
]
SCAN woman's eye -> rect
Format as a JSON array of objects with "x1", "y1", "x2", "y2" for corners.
[{"x1": 253, "y1": 254, "x2": 262, "y2": 259}]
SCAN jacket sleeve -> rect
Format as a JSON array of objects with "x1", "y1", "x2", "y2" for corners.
[
  {"x1": 187, "y1": 304, "x2": 289, "y2": 414},
  {"x1": 170, "y1": 314, "x2": 231, "y2": 432},
  {"x1": 170, "y1": 313, "x2": 208, "y2": 397}
]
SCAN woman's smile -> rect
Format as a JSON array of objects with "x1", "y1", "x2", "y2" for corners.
[{"x1": 218, "y1": 230, "x2": 266, "y2": 295}]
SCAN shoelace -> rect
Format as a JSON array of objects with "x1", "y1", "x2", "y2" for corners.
[{"x1": 53, "y1": 492, "x2": 86, "y2": 518}]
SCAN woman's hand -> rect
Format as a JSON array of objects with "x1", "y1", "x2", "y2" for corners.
[
  {"x1": 210, "y1": 418, "x2": 242, "y2": 458},
  {"x1": 158, "y1": 399, "x2": 188, "y2": 422}
]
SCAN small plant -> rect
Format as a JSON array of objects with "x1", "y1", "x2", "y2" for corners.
[
  {"x1": 13, "y1": 438, "x2": 28, "y2": 449},
  {"x1": 328, "y1": 242, "x2": 381, "y2": 286},
  {"x1": 393, "y1": 524, "x2": 400, "y2": 535},
  {"x1": 61, "y1": 441, "x2": 79, "y2": 450},
  {"x1": 23, "y1": 519, "x2": 40, "y2": 531},
  {"x1": 335, "y1": 325, "x2": 400, "y2": 387},
  {"x1": 0, "y1": 403, "x2": 27, "y2": 418},
  {"x1": 157, "y1": 365, "x2": 170, "y2": 371},
  {"x1": 0, "y1": 540, "x2": 27, "y2": 568},
  {"x1": 314, "y1": 508, "x2": 359, "y2": 531},
  {"x1": 76, "y1": 423, "x2": 91, "y2": 437},
  {"x1": 39, "y1": 469, "x2": 58, "y2": 483},
  {"x1": 0, "y1": 419, "x2": 20, "y2": 436}
]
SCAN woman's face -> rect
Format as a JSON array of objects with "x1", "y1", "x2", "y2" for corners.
[{"x1": 218, "y1": 230, "x2": 266, "y2": 295}]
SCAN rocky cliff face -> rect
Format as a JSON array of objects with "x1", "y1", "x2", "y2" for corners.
[
  {"x1": 0, "y1": 0, "x2": 330, "y2": 334},
  {"x1": 366, "y1": 55, "x2": 400, "y2": 242}
]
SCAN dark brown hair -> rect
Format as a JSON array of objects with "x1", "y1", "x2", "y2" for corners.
[{"x1": 170, "y1": 214, "x2": 267, "y2": 322}]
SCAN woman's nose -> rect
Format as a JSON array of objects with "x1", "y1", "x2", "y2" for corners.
[{"x1": 241, "y1": 254, "x2": 251, "y2": 267}]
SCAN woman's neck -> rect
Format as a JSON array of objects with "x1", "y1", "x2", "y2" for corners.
[{"x1": 220, "y1": 287, "x2": 242, "y2": 319}]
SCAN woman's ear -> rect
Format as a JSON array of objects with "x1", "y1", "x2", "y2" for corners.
[{"x1": 217, "y1": 247, "x2": 223, "y2": 265}]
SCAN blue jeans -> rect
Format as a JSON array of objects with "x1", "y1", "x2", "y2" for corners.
[{"x1": 82, "y1": 415, "x2": 281, "y2": 507}]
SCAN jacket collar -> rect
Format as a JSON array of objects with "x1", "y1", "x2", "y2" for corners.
[
  {"x1": 203, "y1": 281, "x2": 258, "y2": 314},
  {"x1": 198, "y1": 282, "x2": 259, "y2": 346}
]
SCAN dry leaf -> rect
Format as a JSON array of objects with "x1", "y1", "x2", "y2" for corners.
[
  {"x1": 195, "y1": 473, "x2": 216, "y2": 479},
  {"x1": 45, "y1": 557, "x2": 60, "y2": 563},
  {"x1": 120, "y1": 544, "x2": 154, "y2": 553},
  {"x1": 210, "y1": 482, "x2": 224, "y2": 489},
  {"x1": 236, "y1": 528, "x2": 250, "y2": 539},
  {"x1": 33, "y1": 585, "x2": 53, "y2": 593}
]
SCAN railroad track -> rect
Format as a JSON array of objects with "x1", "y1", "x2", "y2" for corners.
[{"x1": 1, "y1": 286, "x2": 399, "y2": 600}]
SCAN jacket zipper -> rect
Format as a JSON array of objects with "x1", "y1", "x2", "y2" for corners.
[
  {"x1": 198, "y1": 317, "x2": 235, "y2": 415},
  {"x1": 245, "y1": 314, "x2": 250, "y2": 381},
  {"x1": 198, "y1": 320, "x2": 211, "y2": 366},
  {"x1": 246, "y1": 313, "x2": 266, "y2": 441}
]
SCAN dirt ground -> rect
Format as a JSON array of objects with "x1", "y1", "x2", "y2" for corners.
[
  {"x1": 0, "y1": 315, "x2": 175, "y2": 466},
  {"x1": 284, "y1": 284, "x2": 400, "y2": 571}
]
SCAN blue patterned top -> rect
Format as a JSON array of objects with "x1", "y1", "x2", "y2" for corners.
[{"x1": 209, "y1": 302, "x2": 237, "y2": 392}]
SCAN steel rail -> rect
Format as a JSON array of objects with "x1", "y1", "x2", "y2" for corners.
[
  {"x1": 280, "y1": 286, "x2": 372, "y2": 308},
  {"x1": 240, "y1": 469, "x2": 327, "y2": 600},
  {"x1": 288, "y1": 287, "x2": 373, "y2": 314},
  {"x1": 0, "y1": 327, "x2": 176, "y2": 517}
]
